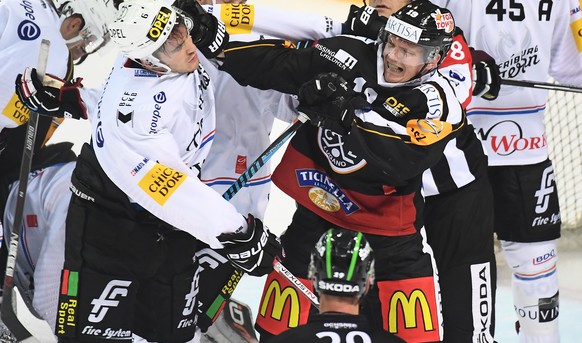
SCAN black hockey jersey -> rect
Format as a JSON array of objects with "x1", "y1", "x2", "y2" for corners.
[
  {"x1": 266, "y1": 312, "x2": 405, "y2": 343},
  {"x1": 221, "y1": 36, "x2": 466, "y2": 236}
]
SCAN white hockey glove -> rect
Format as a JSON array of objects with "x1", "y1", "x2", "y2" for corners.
[
  {"x1": 217, "y1": 214, "x2": 282, "y2": 277},
  {"x1": 15, "y1": 67, "x2": 87, "y2": 119},
  {"x1": 471, "y1": 48, "x2": 501, "y2": 100}
]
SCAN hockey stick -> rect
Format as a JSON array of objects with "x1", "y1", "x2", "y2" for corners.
[
  {"x1": 222, "y1": 113, "x2": 309, "y2": 201},
  {"x1": 201, "y1": 113, "x2": 315, "y2": 324},
  {"x1": 1, "y1": 39, "x2": 57, "y2": 343},
  {"x1": 273, "y1": 258, "x2": 319, "y2": 309},
  {"x1": 501, "y1": 78, "x2": 582, "y2": 94}
]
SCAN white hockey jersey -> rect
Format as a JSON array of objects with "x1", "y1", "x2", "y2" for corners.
[
  {"x1": 433, "y1": 0, "x2": 582, "y2": 166},
  {"x1": 93, "y1": 57, "x2": 245, "y2": 248},
  {"x1": 200, "y1": 3, "x2": 341, "y2": 218},
  {"x1": 0, "y1": 0, "x2": 71, "y2": 131},
  {"x1": 2, "y1": 161, "x2": 74, "y2": 329}
]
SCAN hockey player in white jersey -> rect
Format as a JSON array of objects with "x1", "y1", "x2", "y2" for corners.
[
  {"x1": 54, "y1": 1, "x2": 282, "y2": 342},
  {"x1": 432, "y1": 0, "x2": 582, "y2": 342},
  {"x1": 2, "y1": 150, "x2": 76, "y2": 331},
  {"x1": 1, "y1": 0, "x2": 115, "y2": 138}
]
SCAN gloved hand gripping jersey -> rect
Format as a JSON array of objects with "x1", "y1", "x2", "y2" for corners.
[
  {"x1": 298, "y1": 72, "x2": 371, "y2": 135},
  {"x1": 217, "y1": 214, "x2": 282, "y2": 277},
  {"x1": 173, "y1": 0, "x2": 229, "y2": 58},
  {"x1": 15, "y1": 67, "x2": 87, "y2": 120}
]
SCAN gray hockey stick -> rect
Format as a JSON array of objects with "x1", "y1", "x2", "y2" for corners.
[
  {"x1": 501, "y1": 78, "x2": 582, "y2": 94},
  {"x1": 1, "y1": 39, "x2": 57, "y2": 343}
]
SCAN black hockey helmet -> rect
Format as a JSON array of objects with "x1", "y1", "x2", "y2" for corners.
[
  {"x1": 308, "y1": 228, "x2": 375, "y2": 299},
  {"x1": 382, "y1": 1, "x2": 454, "y2": 65}
]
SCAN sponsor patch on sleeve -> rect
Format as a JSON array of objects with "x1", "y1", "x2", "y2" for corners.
[
  {"x1": 2, "y1": 92, "x2": 31, "y2": 125},
  {"x1": 138, "y1": 163, "x2": 186, "y2": 205},
  {"x1": 221, "y1": 4, "x2": 254, "y2": 35},
  {"x1": 571, "y1": 16, "x2": 582, "y2": 52},
  {"x1": 406, "y1": 119, "x2": 453, "y2": 146}
]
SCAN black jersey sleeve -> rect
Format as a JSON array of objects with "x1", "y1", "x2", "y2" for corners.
[{"x1": 220, "y1": 36, "x2": 374, "y2": 95}]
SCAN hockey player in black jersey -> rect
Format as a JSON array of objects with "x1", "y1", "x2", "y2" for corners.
[
  {"x1": 219, "y1": 2, "x2": 465, "y2": 342},
  {"x1": 267, "y1": 228, "x2": 404, "y2": 343},
  {"x1": 345, "y1": 2, "x2": 498, "y2": 342}
]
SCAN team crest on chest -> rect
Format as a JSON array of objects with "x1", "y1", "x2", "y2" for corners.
[{"x1": 318, "y1": 129, "x2": 366, "y2": 174}]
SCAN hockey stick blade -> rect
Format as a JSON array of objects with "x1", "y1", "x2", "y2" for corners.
[
  {"x1": 501, "y1": 78, "x2": 582, "y2": 94},
  {"x1": 1, "y1": 39, "x2": 57, "y2": 343},
  {"x1": 201, "y1": 298, "x2": 258, "y2": 343}
]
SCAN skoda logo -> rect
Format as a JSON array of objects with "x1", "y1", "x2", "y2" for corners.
[{"x1": 18, "y1": 20, "x2": 41, "y2": 40}]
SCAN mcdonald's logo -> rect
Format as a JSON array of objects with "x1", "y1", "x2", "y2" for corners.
[
  {"x1": 389, "y1": 289, "x2": 434, "y2": 332},
  {"x1": 259, "y1": 280, "x2": 300, "y2": 328}
]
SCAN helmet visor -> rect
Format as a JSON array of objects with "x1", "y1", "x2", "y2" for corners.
[
  {"x1": 79, "y1": 25, "x2": 110, "y2": 54},
  {"x1": 383, "y1": 34, "x2": 435, "y2": 65}
]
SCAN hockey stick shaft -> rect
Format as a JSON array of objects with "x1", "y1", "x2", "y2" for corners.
[
  {"x1": 202, "y1": 113, "x2": 315, "y2": 322},
  {"x1": 1, "y1": 39, "x2": 56, "y2": 343},
  {"x1": 273, "y1": 258, "x2": 319, "y2": 309},
  {"x1": 222, "y1": 113, "x2": 308, "y2": 201},
  {"x1": 501, "y1": 78, "x2": 582, "y2": 93}
]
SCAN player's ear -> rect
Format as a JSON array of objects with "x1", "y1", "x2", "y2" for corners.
[
  {"x1": 60, "y1": 15, "x2": 84, "y2": 39},
  {"x1": 425, "y1": 53, "x2": 441, "y2": 71}
]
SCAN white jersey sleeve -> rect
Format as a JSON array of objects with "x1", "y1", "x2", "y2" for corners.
[
  {"x1": 205, "y1": 3, "x2": 342, "y2": 42},
  {"x1": 0, "y1": 0, "x2": 70, "y2": 131},
  {"x1": 549, "y1": 0, "x2": 582, "y2": 85},
  {"x1": 93, "y1": 58, "x2": 245, "y2": 248}
]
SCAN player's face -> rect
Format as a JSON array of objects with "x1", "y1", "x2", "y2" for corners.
[
  {"x1": 382, "y1": 35, "x2": 427, "y2": 83},
  {"x1": 156, "y1": 25, "x2": 200, "y2": 74},
  {"x1": 370, "y1": 0, "x2": 410, "y2": 17},
  {"x1": 61, "y1": 16, "x2": 95, "y2": 60}
]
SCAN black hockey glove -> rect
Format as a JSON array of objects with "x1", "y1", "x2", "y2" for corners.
[
  {"x1": 298, "y1": 72, "x2": 371, "y2": 135},
  {"x1": 15, "y1": 67, "x2": 87, "y2": 120},
  {"x1": 173, "y1": 0, "x2": 229, "y2": 58},
  {"x1": 342, "y1": 5, "x2": 387, "y2": 40},
  {"x1": 471, "y1": 48, "x2": 501, "y2": 101},
  {"x1": 217, "y1": 214, "x2": 282, "y2": 277}
]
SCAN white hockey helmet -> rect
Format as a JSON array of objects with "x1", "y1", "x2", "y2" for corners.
[
  {"x1": 54, "y1": 0, "x2": 117, "y2": 54},
  {"x1": 108, "y1": 0, "x2": 180, "y2": 72}
]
